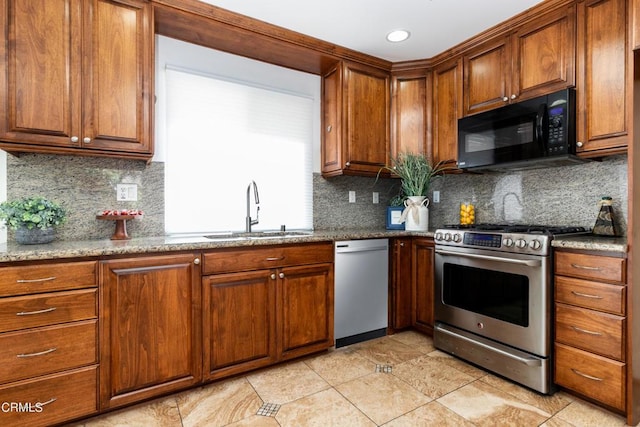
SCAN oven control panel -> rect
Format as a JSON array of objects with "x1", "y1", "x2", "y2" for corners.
[
  {"x1": 434, "y1": 230, "x2": 551, "y2": 255},
  {"x1": 463, "y1": 232, "x2": 502, "y2": 248}
]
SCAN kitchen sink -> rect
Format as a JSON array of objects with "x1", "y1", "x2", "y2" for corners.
[{"x1": 203, "y1": 230, "x2": 313, "y2": 240}]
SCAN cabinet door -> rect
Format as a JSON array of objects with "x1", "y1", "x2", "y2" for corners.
[
  {"x1": 514, "y1": 5, "x2": 575, "y2": 100},
  {"x1": 83, "y1": 0, "x2": 152, "y2": 154},
  {"x1": 389, "y1": 238, "x2": 413, "y2": 330},
  {"x1": 432, "y1": 57, "x2": 462, "y2": 166},
  {"x1": 99, "y1": 254, "x2": 202, "y2": 409},
  {"x1": 279, "y1": 263, "x2": 334, "y2": 360},
  {"x1": 0, "y1": 0, "x2": 82, "y2": 147},
  {"x1": 390, "y1": 73, "x2": 429, "y2": 159},
  {"x1": 203, "y1": 270, "x2": 276, "y2": 380},
  {"x1": 321, "y1": 63, "x2": 343, "y2": 176},
  {"x1": 576, "y1": 0, "x2": 628, "y2": 154},
  {"x1": 412, "y1": 238, "x2": 435, "y2": 334},
  {"x1": 463, "y1": 35, "x2": 511, "y2": 115}
]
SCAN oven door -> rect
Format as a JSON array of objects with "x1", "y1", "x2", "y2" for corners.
[{"x1": 434, "y1": 245, "x2": 551, "y2": 357}]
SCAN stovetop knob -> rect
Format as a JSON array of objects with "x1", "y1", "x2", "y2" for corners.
[
  {"x1": 502, "y1": 237, "x2": 514, "y2": 247},
  {"x1": 515, "y1": 239, "x2": 527, "y2": 249},
  {"x1": 444, "y1": 233, "x2": 452, "y2": 242},
  {"x1": 452, "y1": 233, "x2": 462, "y2": 243},
  {"x1": 529, "y1": 239, "x2": 542, "y2": 250},
  {"x1": 434, "y1": 232, "x2": 443, "y2": 241}
]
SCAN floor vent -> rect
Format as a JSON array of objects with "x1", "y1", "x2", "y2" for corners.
[
  {"x1": 256, "y1": 402, "x2": 281, "y2": 417},
  {"x1": 375, "y1": 364, "x2": 393, "y2": 373}
]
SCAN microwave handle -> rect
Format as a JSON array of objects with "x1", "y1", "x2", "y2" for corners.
[{"x1": 536, "y1": 104, "x2": 547, "y2": 150}]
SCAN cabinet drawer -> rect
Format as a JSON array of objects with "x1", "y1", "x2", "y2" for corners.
[
  {"x1": 555, "y1": 252, "x2": 625, "y2": 283},
  {"x1": 0, "y1": 261, "x2": 96, "y2": 297},
  {"x1": 0, "y1": 365, "x2": 98, "y2": 427},
  {"x1": 555, "y1": 276, "x2": 625, "y2": 315},
  {"x1": 555, "y1": 343, "x2": 625, "y2": 411},
  {"x1": 203, "y1": 242, "x2": 333, "y2": 274},
  {"x1": 555, "y1": 303, "x2": 624, "y2": 360},
  {"x1": 0, "y1": 320, "x2": 97, "y2": 384},
  {"x1": 0, "y1": 289, "x2": 97, "y2": 333}
]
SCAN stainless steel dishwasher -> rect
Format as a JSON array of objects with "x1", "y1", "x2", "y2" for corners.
[{"x1": 334, "y1": 239, "x2": 389, "y2": 348}]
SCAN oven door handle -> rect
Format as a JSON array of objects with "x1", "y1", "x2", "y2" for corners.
[
  {"x1": 436, "y1": 325, "x2": 542, "y2": 367},
  {"x1": 435, "y1": 249, "x2": 541, "y2": 267}
]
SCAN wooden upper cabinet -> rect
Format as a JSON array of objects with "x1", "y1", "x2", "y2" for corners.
[
  {"x1": 390, "y1": 72, "x2": 429, "y2": 159},
  {"x1": 0, "y1": 0, "x2": 153, "y2": 160},
  {"x1": 431, "y1": 57, "x2": 462, "y2": 166},
  {"x1": 463, "y1": 4, "x2": 576, "y2": 116},
  {"x1": 576, "y1": 0, "x2": 628, "y2": 155},
  {"x1": 322, "y1": 61, "x2": 390, "y2": 177}
]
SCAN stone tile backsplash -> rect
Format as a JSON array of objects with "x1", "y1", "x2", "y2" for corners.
[
  {"x1": 3, "y1": 153, "x2": 628, "y2": 241},
  {"x1": 6, "y1": 154, "x2": 164, "y2": 241}
]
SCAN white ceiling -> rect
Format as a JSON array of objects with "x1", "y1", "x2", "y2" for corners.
[{"x1": 200, "y1": 0, "x2": 544, "y2": 62}]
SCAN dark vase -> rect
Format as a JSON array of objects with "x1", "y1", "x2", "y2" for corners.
[{"x1": 14, "y1": 227, "x2": 56, "y2": 245}]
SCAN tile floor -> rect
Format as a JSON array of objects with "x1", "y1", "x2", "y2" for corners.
[{"x1": 72, "y1": 331, "x2": 632, "y2": 427}]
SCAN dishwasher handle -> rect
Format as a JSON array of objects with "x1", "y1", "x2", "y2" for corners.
[{"x1": 335, "y1": 245, "x2": 388, "y2": 254}]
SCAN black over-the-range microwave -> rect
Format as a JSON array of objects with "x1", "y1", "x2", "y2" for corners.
[{"x1": 457, "y1": 88, "x2": 583, "y2": 171}]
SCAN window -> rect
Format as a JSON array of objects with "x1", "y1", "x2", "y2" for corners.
[{"x1": 157, "y1": 37, "x2": 318, "y2": 234}]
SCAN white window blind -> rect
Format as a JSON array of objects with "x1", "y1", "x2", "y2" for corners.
[{"x1": 164, "y1": 67, "x2": 314, "y2": 234}]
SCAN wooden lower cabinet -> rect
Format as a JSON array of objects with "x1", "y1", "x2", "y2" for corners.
[
  {"x1": 412, "y1": 238, "x2": 435, "y2": 334},
  {"x1": 203, "y1": 243, "x2": 334, "y2": 381},
  {"x1": 99, "y1": 254, "x2": 202, "y2": 410},
  {"x1": 203, "y1": 270, "x2": 277, "y2": 379},
  {"x1": 0, "y1": 366, "x2": 98, "y2": 427},
  {"x1": 388, "y1": 237, "x2": 436, "y2": 335},
  {"x1": 0, "y1": 260, "x2": 98, "y2": 427},
  {"x1": 279, "y1": 263, "x2": 334, "y2": 360},
  {"x1": 389, "y1": 238, "x2": 413, "y2": 330},
  {"x1": 554, "y1": 249, "x2": 627, "y2": 412}
]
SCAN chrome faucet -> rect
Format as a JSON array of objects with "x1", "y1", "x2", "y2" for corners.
[{"x1": 246, "y1": 181, "x2": 260, "y2": 232}]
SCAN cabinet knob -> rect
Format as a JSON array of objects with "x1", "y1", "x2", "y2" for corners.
[
  {"x1": 399, "y1": 242, "x2": 405, "y2": 247},
  {"x1": 510, "y1": 94, "x2": 517, "y2": 100},
  {"x1": 71, "y1": 136, "x2": 79, "y2": 143},
  {"x1": 270, "y1": 273, "x2": 276, "y2": 280},
  {"x1": 576, "y1": 141, "x2": 584, "y2": 148},
  {"x1": 83, "y1": 137, "x2": 91, "y2": 144},
  {"x1": 502, "y1": 97, "x2": 509, "y2": 102},
  {"x1": 279, "y1": 272, "x2": 285, "y2": 279},
  {"x1": 345, "y1": 162, "x2": 351, "y2": 167},
  {"x1": 193, "y1": 258, "x2": 200, "y2": 265},
  {"x1": 326, "y1": 124, "x2": 332, "y2": 132}
]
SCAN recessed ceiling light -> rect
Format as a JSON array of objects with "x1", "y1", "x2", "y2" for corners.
[{"x1": 386, "y1": 29, "x2": 410, "y2": 43}]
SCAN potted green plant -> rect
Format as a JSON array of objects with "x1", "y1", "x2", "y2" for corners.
[
  {"x1": 0, "y1": 196, "x2": 67, "y2": 244},
  {"x1": 379, "y1": 153, "x2": 451, "y2": 231}
]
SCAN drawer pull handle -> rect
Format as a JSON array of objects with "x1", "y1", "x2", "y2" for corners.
[
  {"x1": 16, "y1": 307, "x2": 57, "y2": 316},
  {"x1": 265, "y1": 257, "x2": 285, "y2": 262},
  {"x1": 571, "y1": 291, "x2": 603, "y2": 300},
  {"x1": 570, "y1": 325, "x2": 602, "y2": 336},
  {"x1": 39, "y1": 398, "x2": 57, "y2": 407},
  {"x1": 570, "y1": 263, "x2": 602, "y2": 271},
  {"x1": 17, "y1": 347, "x2": 57, "y2": 358},
  {"x1": 571, "y1": 368, "x2": 603, "y2": 382},
  {"x1": 16, "y1": 276, "x2": 57, "y2": 283}
]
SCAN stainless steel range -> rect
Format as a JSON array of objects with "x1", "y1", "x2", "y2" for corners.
[{"x1": 433, "y1": 224, "x2": 588, "y2": 394}]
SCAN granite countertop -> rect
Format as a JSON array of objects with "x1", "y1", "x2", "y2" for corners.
[
  {"x1": 551, "y1": 234, "x2": 628, "y2": 254},
  {"x1": 0, "y1": 229, "x2": 626, "y2": 263},
  {"x1": 0, "y1": 229, "x2": 432, "y2": 263}
]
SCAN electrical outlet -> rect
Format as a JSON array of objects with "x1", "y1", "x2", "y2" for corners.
[
  {"x1": 372, "y1": 192, "x2": 379, "y2": 204},
  {"x1": 433, "y1": 191, "x2": 440, "y2": 203},
  {"x1": 117, "y1": 184, "x2": 138, "y2": 201},
  {"x1": 348, "y1": 191, "x2": 356, "y2": 203}
]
